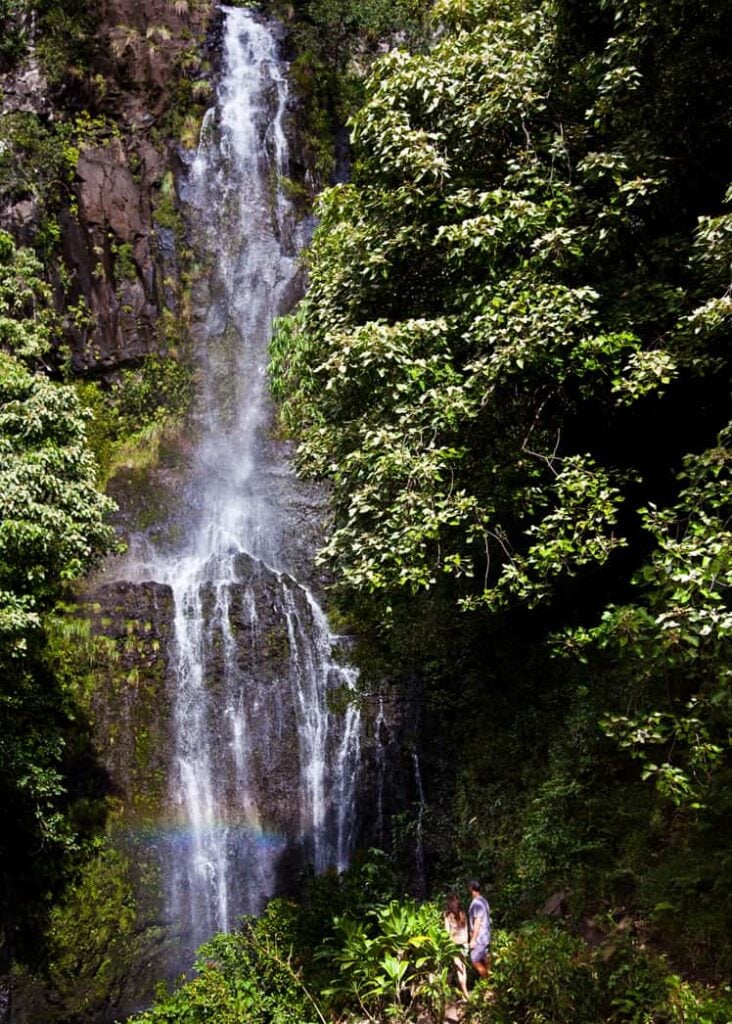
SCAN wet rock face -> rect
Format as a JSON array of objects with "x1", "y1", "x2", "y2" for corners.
[
  {"x1": 62, "y1": 0, "x2": 218, "y2": 370},
  {"x1": 81, "y1": 548, "x2": 380, "y2": 920},
  {"x1": 62, "y1": 135, "x2": 167, "y2": 372},
  {"x1": 58, "y1": 0, "x2": 219, "y2": 375},
  {"x1": 98, "y1": 0, "x2": 214, "y2": 120},
  {"x1": 83, "y1": 580, "x2": 175, "y2": 823},
  {"x1": 191, "y1": 554, "x2": 318, "y2": 836},
  {"x1": 84, "y1": 554, "x2": 352, "y2": 849},
  {"x1": 77, "y1": 140, "x2": 145, "y2": 240},
  {"x1": 0, "y1": 57, "x2": 50, "y2": 117},
  {"x1": 0, "y1": 0, "x2": 217, "y2": 376}
]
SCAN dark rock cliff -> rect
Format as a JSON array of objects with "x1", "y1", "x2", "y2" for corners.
[
  {"x1": 0, "y1": 0, "x2": 217, "y2": 375},
  {"x1": 60, "y1": 0, "x2": 219, "y2": 373},
  {"x1": 61, "y1": 137, "x2": 166, "y2": 372},
  {"x1": 83, "y1": 580, "x2": 176, "y2": 825}
]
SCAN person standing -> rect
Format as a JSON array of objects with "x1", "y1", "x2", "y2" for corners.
[
  {"x1": 467, "y1": 879, "x2": 491, "y2": 979},
  {"x1": 443, "y1": 893, "x2": 470, "y2": 1000}
]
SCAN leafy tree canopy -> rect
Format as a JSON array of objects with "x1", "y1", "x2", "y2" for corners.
[
  {"x1": 271, "y1": 0, "x2": 732, "y2": 613},
  {"x1": 0, "y1": 230, "x2": 115, "y2": 651},
  {"x1": 270, "y1": 0, "x2": 732, "y2": 969},
  {"x1": 0, "y1": 230, "x2": 114, "y2": 954}
]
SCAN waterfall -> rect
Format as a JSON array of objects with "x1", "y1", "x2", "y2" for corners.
[
  {"x1": 375, "y1": 696, "x2": 387, "y2": 846},
  {"x1": 135, "y1": 7, "x2": 361, "y2": 955},
  {"x1": 412, "y1": 751, "x2": 427, "y2": 897}
]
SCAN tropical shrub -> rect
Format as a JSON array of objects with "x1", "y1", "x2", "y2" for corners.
[
  {"x1": 126, "y1": 895, "x2": 732, "y2": 1024},
  {"x1": 321, "y1": 899, "x2": 458, "y2": 1022},
  {"x1": 129, "y1": 900, "x2": 323, "y2": 1024},
  {"x1": 469, "y1": 922, "x2": 599, "y2": 1024},
  {"x1": 271, "y1": 0, "x2": 731, "y2": 613},
  {"x1": 467, "y1": 923, "x2": 732, "y2": 1024}
]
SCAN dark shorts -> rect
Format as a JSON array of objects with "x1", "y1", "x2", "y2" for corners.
[{"x1": 470, "y1": 942, "x2": 489, "y2": 965}]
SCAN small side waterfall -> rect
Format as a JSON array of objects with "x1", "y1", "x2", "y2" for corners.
[
  {"x1": 412, "y1": 751, "x2": 427, "y2": 897},
  {"x1": 132, "y1": 7, "x2": 361, "y2": 956}
]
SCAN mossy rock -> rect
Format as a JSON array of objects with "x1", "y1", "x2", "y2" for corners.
[
  {"x1": 12, "y1": 842, "x2": 167, "y2": 1024},
  {"x1": 263, "y1": 623, "x2": 291, "y2": 663}
]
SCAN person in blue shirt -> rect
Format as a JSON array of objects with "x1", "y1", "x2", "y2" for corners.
[{"x1": 467, "y1": 879, "x2": 491, "y2": 979}]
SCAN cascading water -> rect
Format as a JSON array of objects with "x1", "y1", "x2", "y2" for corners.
[
  {"x1": 130, "y1": 7, "x2": 361, "y2": 957},
  {"x1": 412, "y1": 751, "x2": 428, "y2": 897}
]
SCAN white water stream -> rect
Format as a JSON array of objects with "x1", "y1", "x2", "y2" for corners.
[{"x1": 133, "y1": 8, "x2": 361, "y2": 952}]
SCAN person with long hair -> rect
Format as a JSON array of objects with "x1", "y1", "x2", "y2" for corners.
[{"x1": 443, "y1": 892, "x2": 470, "y2": 1000}]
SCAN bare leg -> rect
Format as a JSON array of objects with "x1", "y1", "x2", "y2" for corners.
[{"x1": 455, "y1": 958, "x2": 469, "y2": 1000}]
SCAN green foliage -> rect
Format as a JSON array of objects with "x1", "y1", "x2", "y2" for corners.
[
  {"x1": 0, "y1": 229, "x2": 58, "y2": 362},
  {"x1": 113, "y1": 355, "x2": 193, "y2": 427},
  {"x1": 564, "y1": 429, "x2": 732, "y2": 709},
  {"x1": 601, "y1": 702, "x2": 724, "y2": 810},
  {"x1": 475, "y1": 923, "x2": 599, "y2": 1023},
  {"x1": 661, "y1": 976, "x2": 732, "y2": 1024},
  {"x1": 111, "y1": 241, "x2": 138, "y2": 284},
  {"x1": 271, "y1": 0, "x2": 731, "y2": 613},
  {"x1": 76, "y1": 354, "x2": 194, "y2": 483},
  {"x1": 0, "y1": 0, "x2": 29, "y2": 70},
  {"x1": 129, "y1": 890, "x2": 457, "y2": 1024},
  {"x1": 546, "y1": 430, "x2": 732, "y2": 968},
  {"x1": 0, "y1": 233, "x2": 115, "y2": 636},
  {"x1": 0, "y1": 112, "x2": 65, "y2": 221},
  {"x1": 0, "y1": 110, "x2": 121, "y2": 263},
  {"x1": 270, "y1": 0, "x2": 732, "y2": 984},
  {"x1": 129, "y1": 900, "x2": 323, "y2": 1024},
  {"x1": 153, "y1": 172, "x2": 184, "y2": 235},
  {"x1": 0, "y1": 0, "x2": 96, "y2": 90},
  {"x1": 0, "y1": 350, "x2": 114, "y2": 626},
  {"x1": 147, "y1": 43, "x2": 214, "y2": 152},
  {"x1": 466, "y1": 922, "x2": 732, "y2": 1024},
  {"x1": 321, "y1": 899, "x2": 456, "y2": 1022},
  {"x1": 124, "y1": 887, "x2": 732, "y2": 1024},
  {"x1": 34, "y1": 0, "x2": 99, "y2": 89},
  {"x1": 40, "y1": 844, "x2": 155, "y2": 1021},
  {"x1": 0, "y1": 231, "x2": 114, "y2": 957},
  {"x1": 270, "y1": 0, "x2": 432, "y2": 186},
  {"x1": 298, "y1": 0, "x2": 430, "y2": 64}
]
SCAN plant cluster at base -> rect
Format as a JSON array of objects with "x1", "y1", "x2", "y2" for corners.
[{"x1": 126, "y1": 864, "x2": 732, "y2": 1024}]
